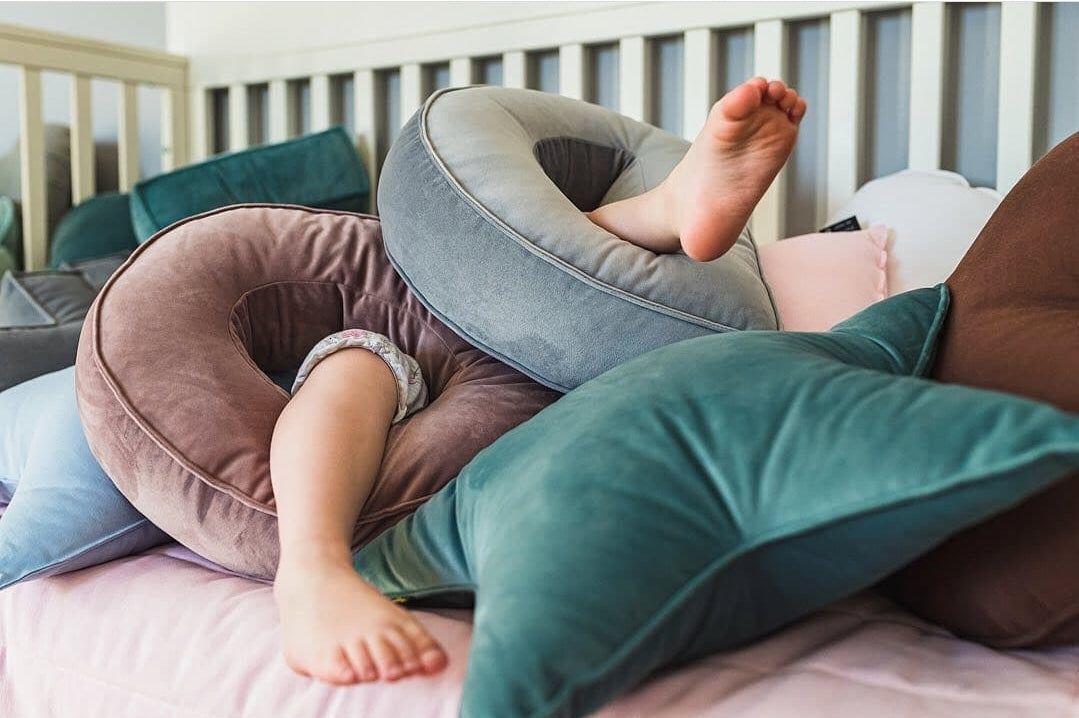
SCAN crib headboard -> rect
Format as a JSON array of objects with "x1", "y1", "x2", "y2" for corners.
[
  {"x1": 0, "y1": 21, "x2": 187, "y2": 270},
  {"x1": 3, "y1": 2, "x2": 1076, "y2": 270}
]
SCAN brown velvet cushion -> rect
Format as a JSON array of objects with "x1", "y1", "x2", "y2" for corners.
[
  {"x1": 881, "y1": 132, "x2": 1079, "y2": 647},
  {"x1": 75, "y1": 205, "x2": 558, "y2": 580}
]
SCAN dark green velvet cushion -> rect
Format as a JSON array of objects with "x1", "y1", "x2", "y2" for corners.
[
  {"x1": 1, "y1": 195, "x2": 19, "y2": 272},
  {"x1": 354, "y1": 285, "x2": 1079, "y2": 718},
  {"x1": 129, "y1": 127, "x2": 370, "y2": 242},
  {"x1": 48, "y1": 192, "x2": 137, "y2": 268}
]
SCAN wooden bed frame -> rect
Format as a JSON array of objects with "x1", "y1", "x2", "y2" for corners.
[{"x1": 0, "y1": 1, "x2": 1074, "y2": 266}]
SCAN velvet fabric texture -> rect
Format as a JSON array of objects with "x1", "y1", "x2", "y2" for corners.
[
  {"x1": 48, "y1": 192, "x2": 138, "y2": 268},
  {"x1": 354, "y1": 285, "x2": 1079, "y2": 718},
  {"x1": 0, "y1": 269, "x2": 98, "y2": 391},
  {"x1": 378, "y1": 86, "x2": 778, "y2": 392},
  {"x1": 75, "y1": 205, "x2": 558, "y2": 580},
  {"x1": 0, "y1": 195, "x2": 17, "y2": 273},
  {"x1": 882, "y1": 132, "x2": 1079, "y2": 647},
  {"x1": 129, "y1": 127, "x2": 370, "y2": 243}
]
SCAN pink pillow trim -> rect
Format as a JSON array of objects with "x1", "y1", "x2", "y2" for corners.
[{"x1": 866, "y1": 225, "x2": 890, "y2": 299}]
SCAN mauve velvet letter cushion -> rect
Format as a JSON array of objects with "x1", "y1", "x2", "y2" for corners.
[{"x1": 76, "y1": 205, "x2": 558, "y2": 580}]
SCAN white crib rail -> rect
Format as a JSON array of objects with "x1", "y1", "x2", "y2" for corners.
[
  {"x1": 185, "y1": 1, "x2": 1076, "y2": 246},
  {"x1": 0, "y1": 22, "x2": 187, "y2": 270}
]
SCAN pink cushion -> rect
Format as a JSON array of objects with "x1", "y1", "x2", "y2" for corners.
[{"x1": 758, "y1": 227, "x2": 889, "y2": 331}]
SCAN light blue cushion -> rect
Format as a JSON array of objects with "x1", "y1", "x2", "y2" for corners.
[
  {"x1": 0, "y1": 367, "x2": 170, "y2": 588},
  {"x1": 354, "y1": 285, "x2": 1079, "y2": 718}
]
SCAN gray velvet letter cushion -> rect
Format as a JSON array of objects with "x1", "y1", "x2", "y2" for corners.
[
  {"x1": 377, "y1": 86, "x2": 778, "y2": 392},
  {"x1": 75, "y1": 205, "x2": 558, "y2": 579}
]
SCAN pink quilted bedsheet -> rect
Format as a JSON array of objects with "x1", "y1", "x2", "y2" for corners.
[{"x1": 2, "y1": 544, "x2": 1078, "y2": 717}]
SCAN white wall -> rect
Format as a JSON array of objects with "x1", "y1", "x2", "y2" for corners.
[
  {"x1": 0, "y1": 2, "x2": 168, "y2": 183},
  {"x1": 0, "y1": 1, "x2": 166, "y2": 49},
  {"x1": 165, "y1": 1, "x2": 616, "y2": 56}
]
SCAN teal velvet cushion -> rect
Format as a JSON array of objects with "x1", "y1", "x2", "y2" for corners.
[
  {"x1": 0, "y1": 195, "x2": 19, "y2": 271},
  {"x1": 48, "y1": 192, "x2": 138, "y2": 268},
  {"x1": 354, "y1": 285, "x2": 1079, "y2": 718},
  {"x1": 129, "y1": 127, "x2": 370, "y2": 242},
  {"x1": 0, "y1": 367, "x2": 171, "y2": 588}
]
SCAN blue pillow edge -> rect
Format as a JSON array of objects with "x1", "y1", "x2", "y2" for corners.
[{"x1": 0, "y1": 516, "x2": 169, "y2": 590}]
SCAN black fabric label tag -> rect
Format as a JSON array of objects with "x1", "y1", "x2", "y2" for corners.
[{"x1": 818, "y1": 216, "x2": 861, "y2": 233}]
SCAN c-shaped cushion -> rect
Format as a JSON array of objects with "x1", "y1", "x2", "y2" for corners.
[
  {"x1": 75, "y1": 205, "x2": 559, "y2": 579},
  {"x1": 377, "y1": 86, "x2": 779, "y2": 392}
]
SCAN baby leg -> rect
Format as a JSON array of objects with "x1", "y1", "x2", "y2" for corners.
[
  {"x1": 587, "y1": 77, "x2": 806, "y2": 261},
  {"x1": 271, "y1": 332, "x2": 445, "y2": 684}
]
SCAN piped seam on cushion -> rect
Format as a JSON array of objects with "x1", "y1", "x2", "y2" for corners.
[
  {"x1": 417, "y1": 88, "x2": 771, "y2": 334},
  {"x1": 911, "y1": 283, "x2": 950, "y2": 377},
  {"x1": 848, "y1": 284, "x2": 948, "y2": 377},
  {"x1": 535, "y1": 435, "x2": 1079, "y2": 718}
]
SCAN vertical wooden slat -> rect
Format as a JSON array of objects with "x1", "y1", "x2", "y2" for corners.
[
  {"x1": 268, "y1": 79, "x2": 289, "y2": 143},
  {"x1": 310, "y1": 74, "x2": 332, "y2": 132},
  {"x1": 399, "y1": 64, "x2": 424, "y2": 124},
  {"x1": 189, "y1": 87, "x2": 210, "y2": 162},
  {"x1": 18, "y1": 66, "x2": 47, "y2": 270},
  {"x1": 996, "y1": 1, "x2": 1038, "y2": 192},
  {"x1": 353, "y1": 68, "x2": 379, "y2": 213},
  {"x1": 503, "y1": 51, "x2": 527, "y2": 89},
  {"x1": 449, "y1": 57, "x2": 473, "y2": 87},
  {"x1": 559, "y1": 43, "x2": 585, "y2": 100},
  {"x1": 908, "y1": 1, "x2": 946, "y2": 171},
  {"x1": 752, "y1": 19, "x2": 787, "y2": 245},
  {"x1": 682, "y1": 28, "x2": 716, "y2": 141},
  {"x1": 69, "y1": 75, "x2": 95, "y2": 204},
  {"x1": 228, "y1": 82, "x2": 248, "y2": 152},
  {"x1": 827, "y1": 9, "x2": 864, "y2": 219},
  {"x1": 162, "y1": 86, "x2": 188, "y2": 171},
  {"x1": 619, "y1": 36, "x2": 648, "y2": 121},
  {"x1": 118, "y1": 81, "x2": 140, "y2": 191}
]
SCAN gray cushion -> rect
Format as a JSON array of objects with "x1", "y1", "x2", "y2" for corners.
[
  {"x1": 0, "y1": 270, "x2": 95, "y2": 328},
  {"x1": 0, "y1": 270, "x2": 97, "y2": 392},
  {"x1": 60, "y1": 252, "x2": 130, "y2": 292},
  {"x1": 377, "y1": 86, "x2": 778, "y2": 392}
]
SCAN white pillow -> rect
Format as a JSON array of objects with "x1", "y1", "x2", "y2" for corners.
[{"x1": 828, "y1": 169, "x2": 1002, "y2": 295}]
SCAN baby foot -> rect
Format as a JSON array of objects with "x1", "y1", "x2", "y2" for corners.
[
  {"x1": 662, "y1": 77, "x2": 806, "y2": 261},
  {"x1": 274, "y1": 557, "x2": 448, "y2": 684}
]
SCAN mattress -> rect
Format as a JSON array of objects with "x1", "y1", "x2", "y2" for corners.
[{"x1": 2, "y1": 544, "x2": 1077, "y2": 717}]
